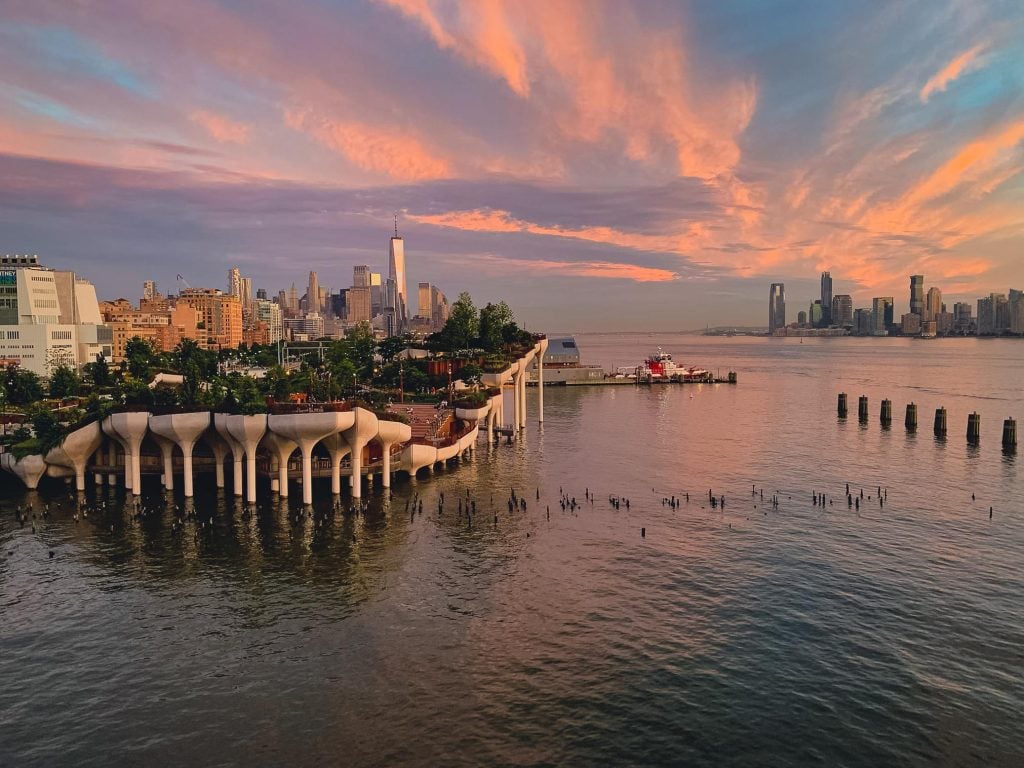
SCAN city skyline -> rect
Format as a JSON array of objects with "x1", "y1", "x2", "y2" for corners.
[{"x1": 1, "y1": 2, "x2": 1023, "y2": 330}]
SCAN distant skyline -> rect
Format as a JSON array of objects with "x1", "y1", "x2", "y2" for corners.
[{"x1": 1, "y1": 1, "x2": 1023, "y2": 331}]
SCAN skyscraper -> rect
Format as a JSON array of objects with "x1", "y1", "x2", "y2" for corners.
[
  {"x1": 228, "y1": 267, "x2": 242, "y2": 298},
  {"x1": 909, "y1": 275, "x2": 924, "y2": 316},
  {"x1": 353, "y1": 265, "x2": 371, "y2": 288},
  {"x1": 388, "y1": 222, "x2": 407, "y2": 331},
  {"x1": 307, "y1": 271, "x2": 320, "y2": 314},
  {"x1": 769, "y1": 283, "x2": 786, "y2": 333},
  {"x1": 820, "y1": 271, "x2": 833, "y2": 325},
  {"x1": 418, "y1": 282, "x2": 432, "y2": 317},
  {"x1": 831, "y1": 294, "x2": 853, "y2": 327},
  {"x1": 925, "y1": 287, "x2": 942, "y2": 322},
  {"x1": 872, "y1": 297, "x2": 894, "y2": 335},
  {"x1": 143, "y1": 280, "x2": 157, "y2": 301}
]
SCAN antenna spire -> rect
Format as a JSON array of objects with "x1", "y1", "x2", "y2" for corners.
[{"x1": 394, "y1": 212, "x2": 399, "y2": 238}]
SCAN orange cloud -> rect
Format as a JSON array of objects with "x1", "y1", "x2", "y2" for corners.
[
  {"x1": 285, "y1": 109, "x2": 451, "y2": 180},
  {"x1": 920, "y1": 44, "x2": 986, "y2": 102},
  {"x1": 191, "y1": 110, "x2": 251, "y2": 144},
  {"x1": 379, "y1": 0, "x2": 529, "y2": 95},
  {"x1": 469, "y1": 253, "x2": 678, "y2": 282},
  {"x1": 408, "y1": 208, "x2": 705, "y2": 256}
]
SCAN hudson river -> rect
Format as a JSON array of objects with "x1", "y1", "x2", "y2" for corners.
[{"x1": 2, "y1": 335, "x2": 1022, "y2": 766}]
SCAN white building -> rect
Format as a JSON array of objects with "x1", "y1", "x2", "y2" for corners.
[
  {"x1": 0, "y1": 255, "x2": 112, "y2": 376},
  {"x1": 255, "y1": 298, "x2": 283, "y2": 343}
]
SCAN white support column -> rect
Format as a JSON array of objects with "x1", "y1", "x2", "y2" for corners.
[
  {"x1": 538, "y1": 346, "x2": 545, "y2": 424},
  {"x1": 512, "y1": 375, "x2": 521, "y2": 432},
  {"x1": 518, "y1": 371, "x2": 527, "y2": 429}
]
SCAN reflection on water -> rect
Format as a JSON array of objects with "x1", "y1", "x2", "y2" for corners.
[{"x1": 2, "y1": 336, "x2": 1023, "y2": 767}]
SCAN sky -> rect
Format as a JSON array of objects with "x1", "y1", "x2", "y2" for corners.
[{"x1": 1, "y1": 0, "x2": 1022, "y2": 331}]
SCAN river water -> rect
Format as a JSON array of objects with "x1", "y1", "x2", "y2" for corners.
[{"x1": 2, "y1": 335, "x2": 1022, "y2": 767}]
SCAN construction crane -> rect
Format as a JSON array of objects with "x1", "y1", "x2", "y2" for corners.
[{"x1": 176, "y1": 273, "x2": 192, "y2": 292}]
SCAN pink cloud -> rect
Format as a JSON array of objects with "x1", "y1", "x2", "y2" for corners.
[
  {"x1": 191, "y1": 110, "x2": 251, "y2": 144},
  {"x1": 920, "y1": 44, "x2": 986, "y2": 102}
]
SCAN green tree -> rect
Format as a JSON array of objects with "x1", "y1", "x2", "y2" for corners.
[
  {"x1": 377, "y1": 335, "x2": 407, "y2": 362},
  {"x1": 261, "y1": 365, "x2": 291, "y2": 401},
  {"x1": 459, "y1": 363, "x2": 483, "y2": 387},
  {"x1": 49, "y1": 365, "x2": 81, "y2": 399},
  {"x1": 229, "y1": 375, "x2": 266, "y2": 416},
  {"x1": 84, "y1": 354, "x2": 113, "y2": 387},
  {"x1": 478, "y1": 301, "x2": 514, "y2": 352},
  {"x1": 125, "y1": 337, "x2": 157, "y2": 381},
  {"x1": 5, "y1": 367, "x2": 44, "y2": 406},
  {"x1": 27, "y1": 405, "x2": 64, "y2": 453},
  {"x1": 345, "y1": 322, "x2": 377, "y2": 376},
  {"x1": 441, "y1": 292, "x2": 479, "y2": 352}
]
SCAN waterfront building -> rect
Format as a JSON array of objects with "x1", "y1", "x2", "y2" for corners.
[
  {"x1": 831, "y1": 294, "x2": 853, "y2": 327},
  {"x1": 820, "y1": 271, "x2": 833, "y2": 325},
  {"x1": 0, "y1": 254, "x2": 112, "y2": 375},
  {"x1": 1011, "y1": 293, "x2": 1024, "y2": 335},
  {"x1": 853, "y1": 308, "x2": 873, "y2": 335},
  {"x1": 910, "y1": 275, "x2": 924, "y2": 317},
  {"x1": 977, "y1": 296, "x2": 994, "y2": 335},
  {"x1": 925, "y1": 287, "x2": 942, "y2": 322},
  {"x1": 528, "y1": 336, "x2": 604, "y2": 384},
  {"x1": 872, "y1": 297, "x2": 894, "y2": 336},
  {"x1": 953, "y1": 302, "x2": 973, "y2": 333},
  {"x1": 935, "y1": 311, "x2": 954, "y2": 335},
  {"x1": 797, "y1": 310, "x2": 807, "y2": 326},
  {"x1": 809, "y1": 300, "x2": 823, "y2": 327},
  {"x1": 901, "y1": 312, "x2": 921, "y2": 336},
  {"x1": 769, "y1": 283, "x2": 786, "y2": 334}
]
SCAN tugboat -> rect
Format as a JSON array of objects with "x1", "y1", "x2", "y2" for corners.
[{"x1": 636, "y1": 349, "x2": 711, "y2": 382}]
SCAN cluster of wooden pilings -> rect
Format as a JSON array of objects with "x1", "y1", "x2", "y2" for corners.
[{"x1": 837, "y1": 392, "x2": 1018, "y2": 452}]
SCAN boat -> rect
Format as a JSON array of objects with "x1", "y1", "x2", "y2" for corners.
[{"x1": 635, "y1": 349, "x2": 712, "y2": 382}]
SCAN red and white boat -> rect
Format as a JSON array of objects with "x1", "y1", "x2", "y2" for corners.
[{"x1": 636, "y1": 350, "x2": 711, "y2": 382}]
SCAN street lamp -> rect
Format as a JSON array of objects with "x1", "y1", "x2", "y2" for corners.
[
  {"x1": 399, "y1": 360, "x2": 404, "y2": 404},
  {"x1": 447, "y1": 361, "x2": 452, "y2": 401}
]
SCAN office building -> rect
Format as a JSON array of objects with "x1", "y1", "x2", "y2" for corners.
[
  {"x1": 809, "y1": 300, "x2": 823, "y2": 327},
  {"x1": 307, "y1": 271, "x2": 320, "y2": 314},
  {"x1": 909, "y1": 275, "x2": 924, "y2": 316},
  {"x1": 255, "y1": 299, "x2": 283, "y2": 343},
  {"x1": 872, "y1": 297, "x2": 893, "y2": 336},
  {"x1": 388, "y1": 228, "x2": 407, "y2": 331},
  {"x1": 831, "y1": 294, "x2": 853, "y2": 327},
  {"x1": 768, "y1": 283, "x2": 786, "y2": 334},
  {"x1": 901, "y1": 312, "x2": 921, "y2": 335},
  {"x1": 853, "y1": 308, "x2": 873, "y2": 335},
  {"x1": 925, "y1": 287, "x2": 942, "y2": 322},
  {"x1": 820, "y1": 271, "x2": 833, "y2": 325},
  {"x1": 178, "y1": 288, "x2": 242, "y2": 350}
]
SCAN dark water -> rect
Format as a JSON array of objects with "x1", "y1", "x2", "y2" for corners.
[{"x1": 2, "y1": 335, "x2": 1022, "y2": 767}]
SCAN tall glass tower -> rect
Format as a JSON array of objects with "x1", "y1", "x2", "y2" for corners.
[
  {"x1": 910, "y1": 275, "x2": 924, "y2": 316},
  {"x1": 388, "y1": 218, "x2": 407, "y2": 331},
  {"x1": 820, "y1": 271, "x2": 833, "y2": 325},
  {"x1": 769, "y1": 283, "x2": 786, "y2": 333}
]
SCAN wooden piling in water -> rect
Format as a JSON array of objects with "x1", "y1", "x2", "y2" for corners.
[
  {"x1": 1002, "y1": 418, "x2": 1017, "y2": 452},
  {"x1": 967, "y1": 412, "x2": 981, "y2": 445},
  {"x1": 880, "y1": 399, "x2": 892, "y2": 427},
  {"x1": 905, "y1": 403, "x2": 917, "y2": 432},
  {"x1": 838, "y1": 392, "x2": 848, "y2": 418},
  {"x1": 858, "y1": 395, "x2": 869, "y2": 423},
  {"x1": 934, "y1": 407, "x2": 947, "y2": 438}
]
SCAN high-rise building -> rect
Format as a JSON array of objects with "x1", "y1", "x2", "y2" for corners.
[
  {"x1": 925, "y1": 287, "x2": 942, "y2": 322},
  {"x1": 353, "y1": 265, "x2": 371, "y2": 289},
  {"x1": 872, "y1": 297, "x2": 894, "y2": 335},
  {"x1": 953, "y1": 302, "x2": 972, "y2": 333},
  {"x1": 239, "y1": 277, "x2": 253, "y2": 310},
  {"x1": 909, "y1": 275, "x2": 924, "y2": 317},
  {"x1": 820, "y1": 271, "x2": 833, "y2": 325},
  {"x1": 809, "y1": 300, "x2": 823, "y2": 326},
  {"x1": 178, "y1": 288, "x2": 242, "y2": 350},
  {"x1": 831, "y1": 294, "x2": 853, "y2": 327},
  {"x1": 418, "y1": 282, "x2": 432, "y2": 318},
  {"x1": 256, "y1": 288, "x2": 267, "y2": 301},
  {"x1": 347, "y1": 287, "x2": 371, "y2": 323},
  {"x1": 431, "y1": 286, "x2": 448, "y2": 329},
  {"x1": 286, "y1": 283, "x2": 299, "y2": 313},
  {"x1": 142, "y1": 280, "x2": 157, "y2": 301},
  {"x1": 228, "y1": 267, "x2": 242, "y2": 299},
  {"x1": 388, "y1": 226, "x2": 407, "y2": 331},
  {"x1": 255, "y1": 299, "x2": 282, "y2": 343},
  {"x1": 853, "y1": 308, "x2": 873, "y2": 335},
  {"x1": 901, "y1": 312, "x2": 921, "y2": 335},
  {"x1": 768, "y1": 283, "x2": 786, "y2": 334},
  {"x1": 307, "y1": 271, "x2": 320, "y2": 314},
  {"x1": 1010, "y1": 291, "x2": 1024, "y2": 335}
]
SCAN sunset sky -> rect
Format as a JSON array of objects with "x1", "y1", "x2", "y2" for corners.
[{"x1": 1, "y1": 0, "x2": 1022, "y2": 330}]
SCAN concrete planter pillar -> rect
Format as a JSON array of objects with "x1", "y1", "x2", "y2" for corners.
[
  {"x1": 105, "y1": 412, "x2": 151, "y2": 494},
  {"x1": 320, "y1": 433, "x2": 352, "y2": 495},
  {"x1": 44, "y1": 421, "x2": 103, "y2": 492},
  {"x1": 343, "y1": 408, "x2": 379, "y2": 499},
  {"x1": 225, "y1": 414, "x2": 267, "y2": 504},
  {"x1": 149, "y1": 412, "x2": 211, "y2": 498},
  {"x1": 213, "y1": 413, "x2": 245, "y2": 497},
  {"x1": 268, "y1": 410, "x2": 354, "y2": 505},
  {"x1": 261, "y1": 431, "x2": 298, "y2": 498},
  {"x1": 1, "y1": 453, "x2": 48, "y2": 489},
  {"x1": 376, "y1": 420, "x2": 411, "y2": 488},
  {"x1": 151, "y1": 434, "x2": 175, "y2": 490}
]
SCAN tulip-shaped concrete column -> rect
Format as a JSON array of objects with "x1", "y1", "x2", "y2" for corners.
[
  {"x1": 320, "y1": 433, "x2": 352, "y2": 495},
  {"x1": 44, "y1": 421, "x2": 103, "y2": 491},
  {"x1": 151, "y1": 434, "x2": 176, "y2": 490},
  {"x1": 225, "y1": 414, "x2": 267, "y2": 503},
  {"x1": 536, "y1": 338, "x2": 547, "y2": 424},
  {"x1": 268, "y1": 411, "x2": 354, "y2": 504},
  {"x1": 376, "y1": 419, "x2": 411, "y2": 488},
  {"x1": 213, "y1": 414, "x2": 245, "y2": 497},
  {"x1": 149, "y1": 412, "x2": 211, "y2": 497},
  {"x1": 204, "y1": 431, "x2": 231, "y2": 489},
  {"x1": 101, "y1": 417, "x2": 132, "y2": 490},
  {"x1": 343, "y1": 408, "x2": 379, "y2": 499},
  {"x1": 105, "y1": 412, "x2": 151, "y2": 494},
  {"x1": 261, "y1": 431, "x2": 298, "y2": 497}
]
